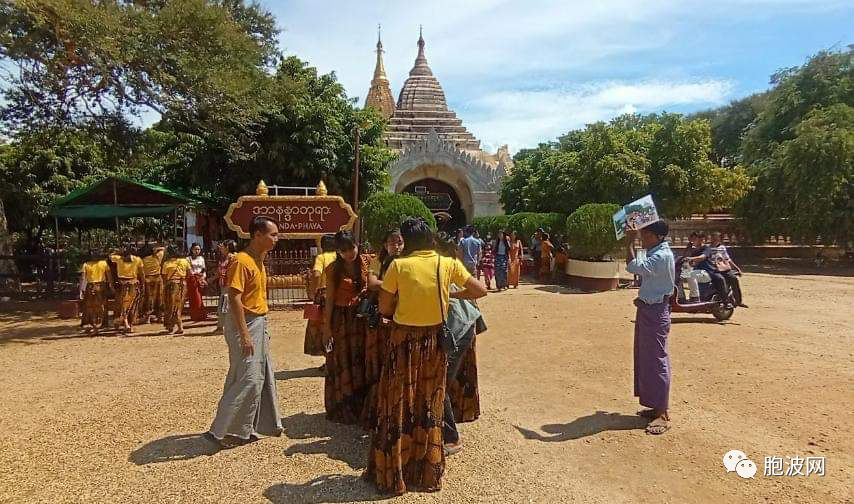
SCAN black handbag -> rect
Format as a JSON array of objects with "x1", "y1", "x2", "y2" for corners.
[
  {"x1": 356, "y1": 293, "x2": 380, "y2": 328},
  {"x1": 436, "y1": 257, "x2": 455, "y2": 353}
]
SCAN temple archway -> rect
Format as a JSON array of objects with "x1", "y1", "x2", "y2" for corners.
[{"x1": 401, "y1": 178, "x2": 467, "y2": 232}]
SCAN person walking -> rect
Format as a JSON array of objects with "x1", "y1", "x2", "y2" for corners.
[
  {"x1": 539, "y1": 232, "x2": 554, "y2": 281},
  {"x1": 79, "y1": 251, "x2": 114, "y2": 336},
  {"x1": 493, "y1": 230, "x2": 511, "y2": 291},
  {"x1": 322, "y1": 231, "x2": 370, "y2": 424},
  {"x1": 113, "y1": 243, "x2": 145, "y2": 334},
  {"x1": 139, "y1": 244, "x2": 165, "y2": 324},
  {"x1": 480, "y1": 243, "x2": 495, "y2": 290},
  {"x1": 626, "y1": 220, "x2": 675, "y2": 435},
  {"x1": 161, "y1": 246, "x2": 190, "y2": 335},
  {"x1": 187, "y1": 243, "x2": 208, "y2": 322},
  {"x1": 508, "y1": 231, "x2": 523, "y2": 288},
  {"x1": 364, "y1": 217, "x2": 487, "y2": 495},
  {"x1": 211, "y1": 240, "x2": 237, "y2": 333},
  {"x1": 208, "y1": 216, "x2": 283, "y2": 447},
  {"x1": 459, "y1": 225, "x2": 482, "y2": 275}
]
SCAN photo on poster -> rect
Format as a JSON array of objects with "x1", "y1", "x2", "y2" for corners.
[{"x1": 612, "y1": 195, "x2": 660, "y2": 239}]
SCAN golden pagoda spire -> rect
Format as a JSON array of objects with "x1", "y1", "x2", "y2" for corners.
[
  {"x1": 372, "y1": 24, "x2": 388, "y2": 82},
  {"x1": 365, "y1": 23, "x2": 396, "y2": 119}
]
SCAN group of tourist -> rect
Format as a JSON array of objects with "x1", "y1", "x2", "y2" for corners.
[
  {"x1": 457, "y1": 226, "x2": 523, "y2": 290},
  {"x1": 206, "y1": 216, "x2": 488, "y2": 495},
  {"x1": 78, "y1": 240, "x2": 236, "y2": 335}
]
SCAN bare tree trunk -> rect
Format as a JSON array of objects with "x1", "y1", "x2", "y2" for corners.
[{"x1": 0, "y1": 197, "x2": 20, "y2": 293}]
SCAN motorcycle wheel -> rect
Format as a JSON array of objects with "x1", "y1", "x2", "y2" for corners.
[{"x1": 711, "y1": 295, "x2": 734, "y2": 321}]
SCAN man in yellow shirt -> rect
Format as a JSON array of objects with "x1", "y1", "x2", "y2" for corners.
[{"x1": 208, "y1": 216, "x2": 283, "y2": 446}]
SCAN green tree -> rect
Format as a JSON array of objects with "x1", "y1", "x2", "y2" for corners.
[
  {"x1": 738, "y1": 47, "x2": 854, "y2": 245},
  {"x1": 501, "y1": 113, "x2": 751, "y2": 218},
  {"x1": 0, "y1": 0, "x2": 278, "y2": 160},
  {"x1": 691, "y1": 93, "x2": 768, "y2": 167}
]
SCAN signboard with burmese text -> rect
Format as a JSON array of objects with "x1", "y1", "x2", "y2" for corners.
[{"x1": 225, "y1": 181, "x2": 356, "y2": 239}]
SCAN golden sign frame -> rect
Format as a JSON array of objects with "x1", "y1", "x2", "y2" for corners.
[{"x1": 224, "y1": 181, "x2": 357, "y2": 240}]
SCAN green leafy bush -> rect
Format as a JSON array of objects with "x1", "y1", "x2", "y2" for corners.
[
  {"x1": 565, "y1": 203, "x2": 622, "y2": 261},
  {"x1": 472, "y1": 215, "x2": 511, "y2": 238},
  {"x1": 506, "y1": 212, "x2": 567, "y2": 242},
  {"x1": 359, "y1": 192, "x2": 436, "y2": 247}
]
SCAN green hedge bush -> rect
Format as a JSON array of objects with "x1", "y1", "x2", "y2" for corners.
[
  {"x1": 472, "y1": 215, "x2": 511, "y2": 238},
  {"x1": 359, "y1": 192, "x2": 436, "y2": 247},
  {"x1": 565, "y1": 203, "x2": 622, "y2": 261},
  {"x1": 507, "y1": 212, "x2": 567, "y2": 242}
]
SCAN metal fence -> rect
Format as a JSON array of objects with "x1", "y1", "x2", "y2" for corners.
[{"x1": 202, "y1": 248, "x2": 313, "y2": 310}]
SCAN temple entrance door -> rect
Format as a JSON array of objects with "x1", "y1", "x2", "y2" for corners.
[{"x1": 401, "y1": 178, "x2": 466, "y2": 233}]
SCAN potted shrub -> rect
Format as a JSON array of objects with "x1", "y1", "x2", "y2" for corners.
[{"x1": 565, "y1": 203, "x2": 622, "y2": 291}]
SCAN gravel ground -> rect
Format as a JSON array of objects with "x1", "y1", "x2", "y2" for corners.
[{"x1": 1, "y1": 268, "x2": 852, "y2": 503}]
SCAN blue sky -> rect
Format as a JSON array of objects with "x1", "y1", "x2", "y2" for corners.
[{"x1": 269, "y1": 0, "x2": 852, "y2": 153}]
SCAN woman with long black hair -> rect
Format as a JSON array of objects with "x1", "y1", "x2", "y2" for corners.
[
  {"x1": 365, "y1": 218, "x2": 487, "y2": 495},
  {"x1": 493, "y1": 230, "x2": 511, "y2": 291},
  {"x1": 361, "y1": 228, "x2": 404, "y2": 427},
  {"x1": 322, "y1": 230, "x2": 371, "y2": 424}
]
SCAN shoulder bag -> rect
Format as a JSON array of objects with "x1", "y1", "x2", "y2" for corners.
[{"x1": 436, "y1": 257, "x2": 455, "y2": 353}]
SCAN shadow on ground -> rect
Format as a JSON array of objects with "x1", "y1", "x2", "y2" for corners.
[
  {"x1": 129, "y1": 433, "x2": 220, "y2": 465},
  {"x1": 281, "y1": 412, "x2": 370, "y2": 470},
  {"x1": 515, "y1": 410, "x2": 648, "y2": 442},
  {"x1": 534, "y1": 285, "x2": 586, "y2": 295},
  {"x1": 264, "y1": 475, "x2": 388, "y2": 503},
  {"x1": 276, "y1": 367, "x2": 324, "y2": 381}
]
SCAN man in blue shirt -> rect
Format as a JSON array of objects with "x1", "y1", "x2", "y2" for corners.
[
  {"x1": 459, "y1": 225, "x2": 482, "y2": 275},
  {"x1": 626, "y1": 220, "x2": 675, "y2": 435}
]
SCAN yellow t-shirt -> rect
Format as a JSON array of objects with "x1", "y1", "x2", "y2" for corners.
[
  {"x1": 115, "y1": 255, "x2": 144, "y2": 280},
  {"x1": 227, "y1": 251, "x2": 268, "y2": 315},
  {"x1": 161, "y1": 258, "x2": 191, "y2": 280},
  {"x1": 369, "y1": 256, "x2": 381, "y2": 276},
  {"x1": 381, "y1": 250, "x2": 472, "y2": 327},
  {"x1": 142, "y1": 255, "x2": 162, "y2": 276},
  {"x1": 312, "y1": 251, "x2": 337, "y2": 288},
  {"x1": 82, "y1": 260, "x2": 109, "y2": 283}
]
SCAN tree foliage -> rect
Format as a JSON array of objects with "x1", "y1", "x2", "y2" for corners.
[
  {"x1": 501, "y1": 113, "x2": 752, "y2": 218},
  {"x1": 0, "y1": 0, "x2": 278, "y2": 160},
  {"x1": 737, "y1": 48, "x2": 853, "y2": 245}
]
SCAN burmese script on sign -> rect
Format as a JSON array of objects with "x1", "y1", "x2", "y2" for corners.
[
  {"x1": 252, "y1": 205, "x2": 331, "y2": 231},
  {"x1": 226, "y1": 197, "x2": 355, "y2": 237}
]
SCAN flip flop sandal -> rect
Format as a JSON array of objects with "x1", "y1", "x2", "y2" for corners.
[{"x1": 645, "y1": 418, "x2": 671, "y2": 435}]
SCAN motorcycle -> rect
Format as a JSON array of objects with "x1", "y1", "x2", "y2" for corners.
[{"x1": 671, "y1": 256, "x2": 736, "y2": 321}]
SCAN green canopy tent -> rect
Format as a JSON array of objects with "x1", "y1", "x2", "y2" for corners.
[{"x1": 49, "y1": 176, "x2": 205, "y2": 247}]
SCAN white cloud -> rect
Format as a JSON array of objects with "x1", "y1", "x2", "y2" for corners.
[{"x1": 466, "y1": 80, "x2": 733, "y2": 151}]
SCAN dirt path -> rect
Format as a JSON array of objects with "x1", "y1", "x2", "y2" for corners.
[{"x1": 1, "y1": 271, "x2": 852, "y2": 503}]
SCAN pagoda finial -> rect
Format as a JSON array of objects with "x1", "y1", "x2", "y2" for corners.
[
  {"x1": 377, "y1": 23, "x2": 382, "y2": 49},
  {"x1": 410, "y1": 26, "x2": 432, "y2": 77},
  {"x1": 372, "y1": 23, "x2": 389, "y2": 82}
]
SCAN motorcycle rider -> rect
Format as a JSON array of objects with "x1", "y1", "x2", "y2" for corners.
[{"x1": 709, "y1": 232, "x2": 747, "y2": 308}]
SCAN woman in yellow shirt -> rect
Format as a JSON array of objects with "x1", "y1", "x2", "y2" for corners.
[
  {"x1": 161, "y1": 245, "x2": 191, "y2": 335},
  {"x1": 365, "y1": 218, "x2": 487, "y2": 496},
  {"x1": 303, "y1": 235, "x2": 337, "y2": 357},
  {"x1": 322, "y1": 231, "x2": 371, "y2": 425},
  {"x1": 113, "y1": 244, "x2": 145, "y2": 334},
  {"x1": 139, "y1": 244, "x2": 165, "y2": 324},
  {"x1": 79, "y1": 251, "x2": 114, "y2": 335}
]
